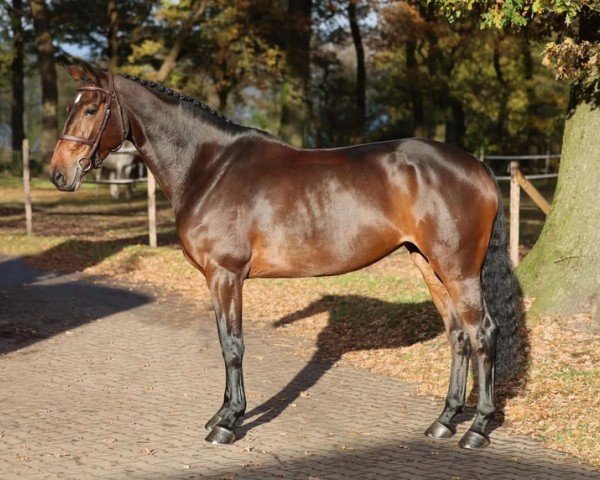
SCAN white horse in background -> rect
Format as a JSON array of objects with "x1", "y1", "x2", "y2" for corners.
[{"x1": 94, "y1": 141, "x2": 145, "y2": 199}]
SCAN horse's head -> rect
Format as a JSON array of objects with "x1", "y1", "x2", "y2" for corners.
[{"x1": 50, "y1": 61, "x2": 128, "y2": 191}]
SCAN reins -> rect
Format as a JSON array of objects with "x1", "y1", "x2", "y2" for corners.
[{"x1": 59, "y1": 73, "x2": 128, "y2": 173}]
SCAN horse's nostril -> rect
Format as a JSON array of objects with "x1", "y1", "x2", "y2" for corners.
[{"x1": 53, "y1": 170, "x2": 66, "y2": 187}]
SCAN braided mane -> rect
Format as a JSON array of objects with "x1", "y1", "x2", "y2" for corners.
[{"x1": 120, "y1": 74, "x2": 232, "y2": 124}]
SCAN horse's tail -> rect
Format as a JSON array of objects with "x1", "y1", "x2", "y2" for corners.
[{"x1": 480, "y1": 163, "x2": 522, "y2": 380}]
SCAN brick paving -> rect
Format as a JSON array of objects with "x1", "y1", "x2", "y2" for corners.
[{"x1": 0, "y1": 256, "x2": 598, "y2": 479}]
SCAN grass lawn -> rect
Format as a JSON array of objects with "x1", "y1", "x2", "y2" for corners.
[{"x1": 0, "y1": 174, "x2": 598, "y2": 466}]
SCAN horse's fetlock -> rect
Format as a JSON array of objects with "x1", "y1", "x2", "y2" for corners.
[
  {"x1": 230, "y1": 399, "x2": 246, "y2": 415},
  {"x1": 445, "y1": 395, "x2": 464, "y2": 411}
]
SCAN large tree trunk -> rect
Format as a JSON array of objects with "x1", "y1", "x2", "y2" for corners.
[
  {"x1": 10, "y1": 0, "x2": 25, "y2": 157},
  {"x1": 348, "y1": 0, "x2": 366, "y2": 139},
  {"x1": 279, "y1": 0, "x2": 312, "y2": 147},
  {"x1": 29, "y1": 0, "x2": 58, "y2": 163},
  {"x1": 517, "y1": 9, "x2": 600, "y2": 319},
  {"x1": 517, "y1": 79, "x2": 600, "y2": 317}
]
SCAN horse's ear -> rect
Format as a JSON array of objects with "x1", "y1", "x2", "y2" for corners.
[
  {"x1": 79, "y1": 59, "x2": 106, "y2": 84},
  {"x1": 61, "y1": 63, "x2": 87, "y2": 83},
  {"x1": 60, "y1": 60, "x2": 105, "y2": 85}
]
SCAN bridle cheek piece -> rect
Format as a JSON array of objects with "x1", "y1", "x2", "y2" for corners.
[{"x1": 59, "y1": 73, "x2": 128, "y2": 173}]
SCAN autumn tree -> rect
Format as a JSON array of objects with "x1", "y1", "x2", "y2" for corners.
[
  {"x1": 375, "y1": 1, "x2": 567, "y2": 153},
  {"x1": 192, "y1": 0, "x2": 282, "y2": 111}
]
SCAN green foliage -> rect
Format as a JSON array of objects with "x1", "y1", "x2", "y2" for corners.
[
  {"x1": 430, "y1": 0, "x2": 599, "y2": 81},
  {"x1": 429, "y1": 0, "x2": 584, "y2": 27}
]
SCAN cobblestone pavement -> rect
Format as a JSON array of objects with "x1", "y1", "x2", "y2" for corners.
[{"x1": 1, "y1": 256, "x2": 598, "y2": 480}]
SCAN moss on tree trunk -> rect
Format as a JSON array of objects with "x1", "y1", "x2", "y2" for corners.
[{"x1": 517, "y1": 79, "x2": 600, "y2": 318}]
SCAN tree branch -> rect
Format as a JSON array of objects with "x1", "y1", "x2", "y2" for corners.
[{"x1": 154, "y1": 0, "x2": 210, "y2": 83}]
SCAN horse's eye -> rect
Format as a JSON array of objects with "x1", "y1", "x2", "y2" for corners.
[{"x1": 84, "y1": 108, "x2": 98, "y2": 116}]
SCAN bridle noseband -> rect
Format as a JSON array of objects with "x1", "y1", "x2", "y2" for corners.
[{"x1": 59, "y1": 73, "x2": 128, "y2": 173}]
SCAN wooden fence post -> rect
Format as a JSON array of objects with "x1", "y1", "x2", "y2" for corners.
[
  {"x1": 509, "y1": 161, "x2": 520, "y2": 266},
  {"x1": 22, "y1": 138, "x2": 32, "y2": 235},
  {"x1": 147, "y1": 170, "x2": 157, "y2": 248}
]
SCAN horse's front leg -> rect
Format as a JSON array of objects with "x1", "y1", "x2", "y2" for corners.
[{"x1": 204, "y1": 266, "x2": 246, "y2": 445}]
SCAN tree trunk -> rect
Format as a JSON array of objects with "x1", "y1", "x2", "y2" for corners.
[
  {"x1": 520, "y1": 29, "x2": 534, "y2": 149},
  {"x1": 29, "y1": 0, "x2": 58, "y2": 163},
  {"x1": 279, "y1": 0, "x2": 312, "y2": 147},
  {"x1": 108, "y1": 0, "x2": 120, "y2": 70},
  {"x1": 406, "y1": 40, "x2": 426, "y2": 137},
  {"x1": 492, "y1": 37, "x2": 509, "y2": 147},
  {"x1": 10, "y1": 0, "x2": 25, "y2": 157},
  {"x1": 445, "y1": 96, "x2": 465, "y2": 148},
  {"x1": 348, "y1": 0, "x2": 366, "y2": 139},
  {"x1": 517, "y1": 79, "x2": 600, "y2": 318},
  {"x1": 217, "y1": 88, "x2": 229, "y2": 112}
]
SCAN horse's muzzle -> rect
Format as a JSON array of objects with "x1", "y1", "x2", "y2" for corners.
[{"x1": 50, "y1": 167, "x2": 83, "y2": 192}]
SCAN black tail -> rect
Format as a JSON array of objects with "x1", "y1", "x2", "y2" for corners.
[{"x1": 481, "y1": 164, "x2": 522, "y2": 380}]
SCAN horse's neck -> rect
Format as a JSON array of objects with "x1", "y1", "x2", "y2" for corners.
[{"x1": 116, "y1": 77, "x2": 233, "y2": 209}]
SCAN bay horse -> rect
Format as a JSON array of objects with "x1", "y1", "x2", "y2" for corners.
[{"x1": 49, "y1": 62, "x2": 520, "y2": 449}]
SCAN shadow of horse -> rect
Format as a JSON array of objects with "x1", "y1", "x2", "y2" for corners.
[
  {"x1": 241, "y1": 293, "x2": 529, "y2": 438},
  {"x1": 240, "y1": 295, "x2": 442, "y2": 434}
]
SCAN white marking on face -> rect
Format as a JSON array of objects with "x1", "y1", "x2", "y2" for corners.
[{"x1": 74, "y1": 93, "x2": 82, "y2": 104}]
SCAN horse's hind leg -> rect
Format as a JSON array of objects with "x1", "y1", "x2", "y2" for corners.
[
  {"x1": 203, "y1": 266, "x2": 246, "y2": 444},
  {"x1": 410, "y1": 252, "x2": 470, "y2": 439},
  {"x1": 445, "y1": 277, "x2": 498, "y2": 449}
]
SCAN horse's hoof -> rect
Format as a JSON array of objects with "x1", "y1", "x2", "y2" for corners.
[
  {"x1": 204, "y1": 414, "x2": 222, "y2": 431},
  {"x1": 458, "y1": 430, "x2": 490, "y2": 449},
  {"x1": 205, "y1": 425, "x2": 236, "y2": 445},
  {"x1": 425, "y1": 420, "x2": 455, "y2": 439}
]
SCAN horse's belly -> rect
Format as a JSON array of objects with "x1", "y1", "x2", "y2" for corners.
[{"x1": 249, "y1": 221, "x2": 403, "y2": 278}]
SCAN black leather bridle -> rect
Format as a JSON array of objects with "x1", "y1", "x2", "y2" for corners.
[{"x1": 59, "y1": 73, "x2": 128, "y2": 173}]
